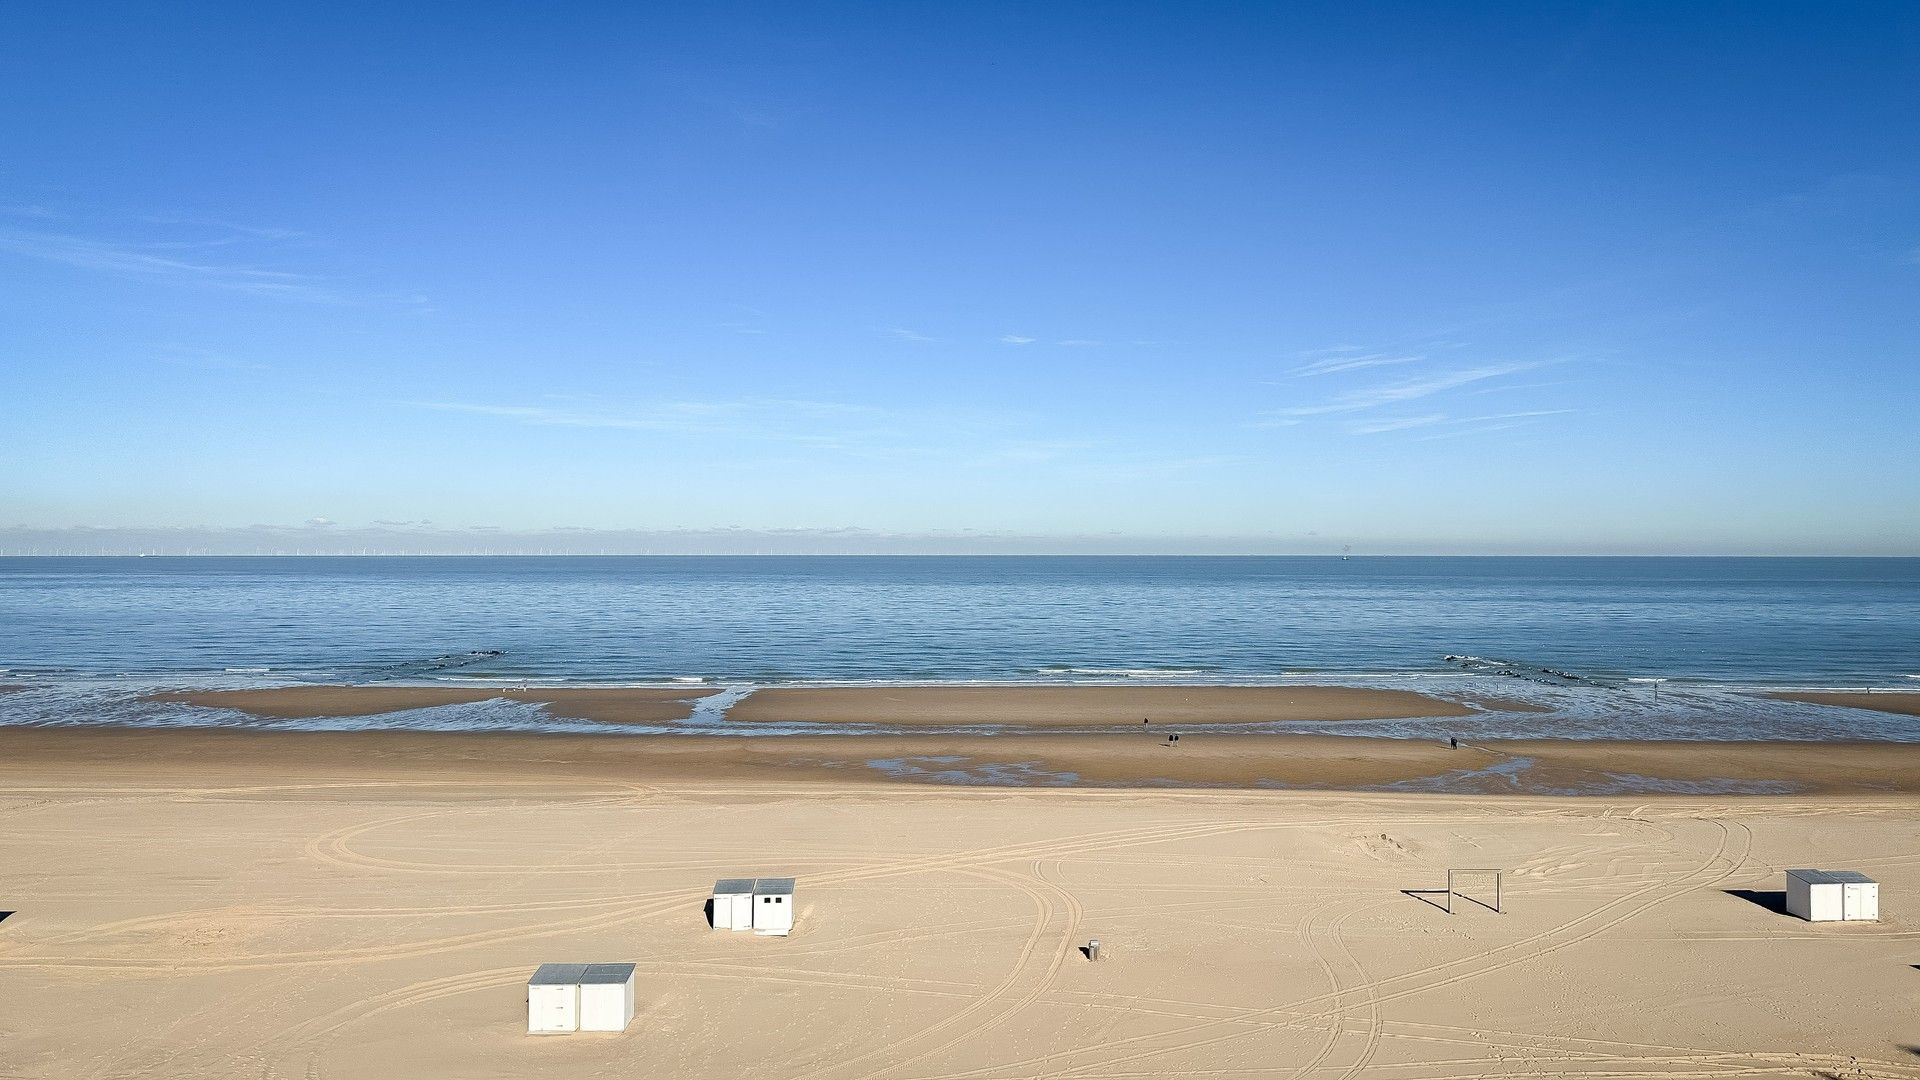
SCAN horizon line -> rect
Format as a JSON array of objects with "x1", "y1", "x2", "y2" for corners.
[{"x1": 2, "y1": 552, "x2": 1915, "y2": 560}]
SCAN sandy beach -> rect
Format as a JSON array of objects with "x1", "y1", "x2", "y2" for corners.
[
  {"x1": 2, "y1": 727, "x2": 1917, "y2": 1079},
  {"x1": 144, "y1": 685, "x2": 719, "y2": 724},
  {"x1": 1769, "y1": 690, "x2": 1920, "y2": 718}
]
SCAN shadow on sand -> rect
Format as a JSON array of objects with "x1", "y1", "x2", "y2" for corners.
[{"x1": 1724, "y1": 889, "x2": 1790, "y2": 916}]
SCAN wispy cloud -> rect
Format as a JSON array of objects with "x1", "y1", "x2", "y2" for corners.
[
  {"x1": 1347, "y1": 414, "x2": 1448, "y2": 435},
  {"x1": 0, "y1": 228, "x2": 329, "y2": 298},
  {"x1": 412, "y1": 396, "x2": 1085, "y2": 471},
  {"x1": 885, "y1": 327, "x2": 936, "y2": 343},
  {"x1": 1469, "y1": 379, "x2": 1576, "y2": 396},
  {"x1": 1289, "y1": 351, "x2": 1424, "y2": 377},
  {"x1": 137, "y1": 216, "x2": 310, "y2": 244},
  {"x1": 151, "y1": 344, "x2": 270, "y2": 373},
  {"x1": 999, "y1": 334, "x2": 1036, "y2": 345},
  {"x1": 1056, "y1": 338, "x2": 1101, "y2": 347},
  {"x1": 414, "y1": 398, "x2": 876, "y2": 437},
  {"x1": 1267, "y1": 362, "x2": 1547, "y2": 421},
  {"x1": 1, "y1": 203, "x2": 63, "y2": 220},
  {"x1": 1345, "y1": 408, "x2": 1578, "y2": 440}
]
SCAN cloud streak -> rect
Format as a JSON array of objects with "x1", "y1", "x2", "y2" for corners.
[
  {"x1": 1339, "y1": 409, "x2": 1576, "y2": 438},
  {"x1": 414, "y1": 398, "x2": 876, "y2": 437},
  {"x1": 0, "y1": 228, "x2": 328, "y2": 298},
  {"x1": 1409, "y1": 409, "x2": 1576, "y2": 440},
  {"x1": 1347, "y1": 414, "x2": 1448, "y2": 435},
  {"x1": 1288, "y1": 352, "x2": 1424, "y2": 377},
  {"x1": 1268, "y1": 362, "x2": 1548, "y2": 420}
]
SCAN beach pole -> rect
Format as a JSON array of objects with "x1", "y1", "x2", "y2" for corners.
[{"x1": 1087, "y1": 938, "x2": 1100, "y2": 961}]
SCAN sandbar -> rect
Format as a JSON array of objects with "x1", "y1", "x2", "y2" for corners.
[
  {"x1": 1768, "y1": 690, "x2": 1920, "y2": 718},
  {"x1": 7, "y1": 727, "x2": 1920, "y2": 795},
  {"x1": 728, "y1": 684, "x2": 1478, "y2": 726},
  {"x1": 143, "y1": 684, "x2": 718, "y2": 724}
]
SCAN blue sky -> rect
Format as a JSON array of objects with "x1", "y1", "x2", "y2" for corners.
[{"x1": 2, "y1": 2, "x2": 1916, "y2": 554}]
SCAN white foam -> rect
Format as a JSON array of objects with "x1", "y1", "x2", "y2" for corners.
[{"x1": 1036, "y1": 667, "x2": 1213, "y2": 678}]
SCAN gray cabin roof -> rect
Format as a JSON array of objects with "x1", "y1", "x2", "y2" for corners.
[
  {"x1": 1788, "y1": 869, "x2": 1876, "y2": 885},
  {"x1": 714, "y1": 878, "x2": 756, "y2": 894},
  {"x1": 581, "y1": 963, "x2": 636, "y2": 984},
  {"x1": 754, "y1": 877, "x2": 796, "y2": 894},
  {"x1": 531, "y1": 962, "x2": 634, "y2": 985},
  {"x1": 529, "y1": 963, "x2": 589, "y2": 985}
]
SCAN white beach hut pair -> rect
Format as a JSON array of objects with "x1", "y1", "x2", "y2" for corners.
[
  {"x1": 712, "y1": 877, "x2": 796, "y2": 935},
  {"x1": 527, "y1": 963, "x2": 637, "y2": 1034},
  {"x1": 1785, "y1": 870, "x2": 1879, "y2": 922}
]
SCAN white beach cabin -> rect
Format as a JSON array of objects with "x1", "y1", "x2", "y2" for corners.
[
  {"x1": 1786, "y1": 869, "x2": 1879, "y2": 922},
  {"x1": 528, "y1": 962, "x2": 637, "y2": 1033},
  {"x1": 528, "y1": 964, "x2": 586, "y2": 1033},
  {"x1": 713, "y1": 878, "x2": 756, "y2": 931},
  {"x1": 753, "y1": 877, "x2": 796, "y2": 936},
  {"x1": 578, "y1": 963, "x2": 637, "y2": 1032}
]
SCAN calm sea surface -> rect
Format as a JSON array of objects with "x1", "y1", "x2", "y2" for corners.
[
  {"x1": 1, "y1": 556, "x2": 1915, "y2": 741},
  {"x1": 1, "y1": 555, "x2": 1915, "y2": 683}
]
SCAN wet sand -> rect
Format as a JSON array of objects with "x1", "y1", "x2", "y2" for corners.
[
  {"x1": 727, "y1": 684, "x2": 1481, "y2": 726},
  {"x1": 8, "y1": 727, "x2": 1920, "y2": 795},
  {"x1": 143, "y1": 684, "x2": 718, "y2": 724},
  {"x1": 1769, "y1": 690, "x2": 1920, "y2": 718},
  {"x1": 1, "y1": 727, "x2": 1916, "y2": 1079}
]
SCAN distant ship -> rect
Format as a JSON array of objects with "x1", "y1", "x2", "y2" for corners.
[{"x1": 1342, "y1": 545, "x2": 1351, "y2": 561}]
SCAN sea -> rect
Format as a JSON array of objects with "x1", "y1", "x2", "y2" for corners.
[{"x1": 1, "y1": 555, "x2": 1915, "y2": 741}]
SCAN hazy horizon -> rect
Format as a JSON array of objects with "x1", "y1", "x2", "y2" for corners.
[{"x1": 4, "y1": 524, "x2": 1917, "y2": 559}]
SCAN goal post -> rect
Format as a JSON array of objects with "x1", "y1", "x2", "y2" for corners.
[{"x1": 1445, "y1": 868, "x2": 1503, "y2": 914}]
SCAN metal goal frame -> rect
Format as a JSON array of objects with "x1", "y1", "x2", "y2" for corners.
[{"x1": 1444, "y1": 868, "x2": 1503, "y2": 914}]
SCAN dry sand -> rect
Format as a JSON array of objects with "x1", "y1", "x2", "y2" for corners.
[
  {"x1": 144, "y1": 685, "x2": 718, "y2": 724},
  {"x1": 1, "y1": 729, "x2": 1917, "y2": 1079},
  {"x1": 1769, "y1": 690, "x2": 1920, "y2": 718},
  {"x1": 727, "y1": 684, "x2": 1483, "y2": 726}
]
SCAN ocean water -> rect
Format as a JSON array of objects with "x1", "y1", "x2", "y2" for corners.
[{"x1": 1, "y1": 555, "x2": 1916, "y2": 740}]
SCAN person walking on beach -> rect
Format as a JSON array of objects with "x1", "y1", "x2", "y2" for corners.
[{"x1": 1450, "y1": 736, "x2": 1458, "y2": 750}]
